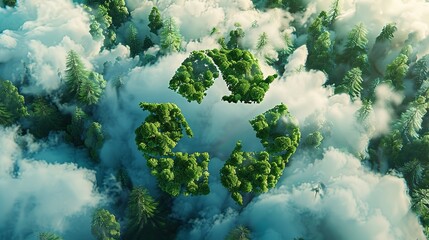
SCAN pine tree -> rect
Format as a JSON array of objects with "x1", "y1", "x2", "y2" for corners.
[
  {"x1": 0, "y1": 79, "x2": 28, "y2": 125},
  {"x1": 160, "y1": 17, "x2": 182, "y2": 53},
  {"x1": 65, "y1": 50, "x2": 89, "y2": 97},
  {"x1": 395, "y1": 97, "x2": 428, "y2": 140},
  {"x1": 126, "y1": 187, "x2": 159, "y2": 235},
  {"x1": 385, "y1": 54, "x2": 409, "y2": 90},
  {"x1": 85, "y1": 122, "x2": 104, "y2": 163},
  {"x1": 127, "y1": 24, "x2": 140, "y2": 58},
  {"x1": 226, "y1": 225, "x2": 251, "y2": 240},
  {"x1": 376, "y1": 23, "x2": 397, "y2": 42},
  {"x1": 148, "y1": 7, "x2": 163, "y2": 34},
  {"x1": 91, "y1": 209, "x2": 121, "y2": 240},
  {"x1": 256, "y1": 32, "x2": 268, "y2": 50},
  {"x1": 340, "y1": 67, "x2": 363, "y2": 100}
]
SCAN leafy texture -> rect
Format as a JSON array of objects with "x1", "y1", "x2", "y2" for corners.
[
  {"x1": 169, "y1": 51, "x2": 219, "y2": 103},
  {"x1": 0, "y1": 79, "x2": 27, "y2": 125},
  {"x1": 395, "y1": 97, "x2": 428, "y2": 140},
  {"x1": 135, "y1": 103, "x2": 210, "y2": 196},
  {"x1": 226, "y1": 225, "x2": 251, "y2": 240},
  {"x1": 148, "y1": 7, "x2": 163, "y2": 34},
  {"x1": 91, "y1": 209, "x2": 121, "y2": 240},
  {"x1": 220, "y1": 104, "x2": 300, "y2": 205},
  {"x1": 160, "y1": 17, "x2": 182, "y2": 53},
  {"x1": 127, "y1": 187, "x2": 158, "y2": 235},
  {"x1": 336, "y1": 67, "x2": 364, "y2": 100}
]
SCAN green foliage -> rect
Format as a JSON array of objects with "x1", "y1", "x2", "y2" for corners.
[
  {"x1": 148, "y1": 152, "x2": 210, "y2": 196},
  {"x1": 306, "y1": 11, "x2": 334, "y2": 73},
  {"x1": 66, "y1": 107, "x2": 87, "y2": 145},
  {"x1": 227, "y1": 27, "x2": 245, "y2": 49},
  {"x1": 0, "y1": 79, "x2": 28, "y2": 126},
  {"x1": 206, "y1": 48, "x2": 277, "y2": 103},
  {"x1": 410, "y1": 55, "x2": 429, "y2": 88},
  {"x1": 104, "y1": 0, "x2": 129, "y2": 28},
  {"x1": 376, "y1": 23, "x2": 397, "y2": 42},
  {"x1": 225, "y1": 225, "x2": 251, "y2": 240},
  {"x1": 135, "y1": 103, "x2": 210, "y2": 196},
  {"x1": 39, "y1": 232, "x2": 63, "y2": 240},
  {"x1": 160, "y1": 17, "x2": 182, "y2": 53},
  {"x1": 265, "y1": 0, "x2": 306, "y2": 13},
  {"x1": 65, "y1": 51, "x2": 105, "y2": 105},
  {"x1": 117, "y1": 167, "x2": 133, "y2": 190},
  {"x1": 336, "y1": 67, "x2": 363, "y2": 100},
  {"x1": 169, "y1": 51, "x2": 219, "y2": 103},
  {"x1": 127, "y1": 24, "x2": 140, "y2": 58},
  {"x1": 395, "y1": 97, "x2": 427, "y2": 140},
  {"x1": 328, "y1": 0, "x2": 340, "y2": 25},
  {"x1": 91, "y1": 209, "x2": 120, "y2": 240},
  {"x1": 28, "y1": 98, "x2": 66, "y2": 138},
  {"x1": 384, "y1": 54, "x2": 409, "y2": 90},
  {"x1": 304, "y1": 131, "x2": 324, "y2": 148},
  {"x1": 148, "y1": 7, "x2": 163, "y2": 34},
  {"x1": 2, "y1": 0, "x2": 16, "y2": 7},
  {"x1": 341, "y1": 23, "x2": 369, "y2": 71},
  {"x1": 127, "y1": 187, "x2": 159, "y2": 234},
  {"x1": 357, "y1": 99, "x2": 372, "y2": 121},
  {"x1": 221, "y1": 104, "x2": 300, "y2": 205},
  {"x1": 85, "y1": 122, "x2": 105, "y2": 163},
  {"x1": 256, "y1": 32, "x2": 268, "y2": 51},
  {"x1": 135, "y1": 102, "x2": 192, "y2": 156}
]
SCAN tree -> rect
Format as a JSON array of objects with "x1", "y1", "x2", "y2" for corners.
[
  {"x1": 126, "y1": 24, "x2": 141, "y2": 58},
  {"x1": 304, "y1": 131, "x2": 324, "y2": 148},
  {"x1": 342, "y1": 23, "x2": 369, "y2": 71},
  {"x1": 376, "y1": 23, "x2": 397, "y2": 42},
  {"x1": 227, "y1": 26, "x2": 245, "y2": 49},
  {"x1": 328, "y1": 0, "x2": 340, "y2": 25},
  {"x1": 66, "y1": 107, "x2": 87, "y2": 145},
  {"x1": 78, "y1": 72, "x2": 104, "y2": 105},
  {"x1": 104, "y1": 0, "x2": 129, "y2": 28},
  {"x1": 28, "y1": 98, "x2": 66, "y2": 138},
  {"x1": 65, "y1": 50, "x2": 88, "y2": 97},
  {"x1": 306, "y1": 11, "x2": 334, "y2": 74},
  {"x1": 64, "y1": 51, "x2": 105, "y2": 105},
  {"x1": 395, "y1": 97, "x2": 427, "y2": 140},
  {"x1": 85, "y1": 122, "x2": 105, "y2": 163},
  {"x1": 226, "y1": 225, "x2": 251, "y2": 240},
  {"x1": 336, "y1": 67, "x2": 363, "y2": 100},
  {"x1": 385, "y1": 54, "x2": 409, "y2": 90},
  {"x1": 91, "y1": 209, "x2": 120, "y2": 240},
  {"x1": 39, "y1": 232, "x2": 63, "y2": 240},
  {"x1": 160, "y1": 17, "x2": 182, "y2": 53},
  {"x1": 0, "y1": 79, "x2": 28, "y2": 126},
  {"x1": 256, "y1": 32, "x2": 268, "y2": 51},
  {"x1": 127, "y1": 187, "x2": 159, "y2": 235},
  {"x1": 148, "y1": 7, "x2": 163, "y2": 34},
  {"x1": 357, "y1": 99, "x2": 372, "y2": 121}
]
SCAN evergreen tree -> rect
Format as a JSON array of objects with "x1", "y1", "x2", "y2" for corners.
[
  {"x1": 342, "y1": 23, "x2": 369, "y2": 71},
  {"x1": 91, "y1": 209, "x2": 121, "y2": 240},
  {"x1": 227, "y1": 26, "x2": 245, "y2": 49},
  {"x1": 160, "y1": 17, "x2": 182, "y2": 53},
  {"x1": 148, "y1": 6, "x2": 163, "y2": 34},
  {"x1": 385, "y1": 54, "x2": 409, "y2": 90},
  {"x1": 256, "y1": 32, "x2": 268, "y2": 51},
  {"x1": 226, "y1": 225, "x2": 251, "y2": 240},
  {"x1": 336, "y1": 67, "x2": 363, "y2": 100},
  {"x1": 65, "y1": 50, "x2": 89, "y2": 97},
  {"x1": 104, "y1": 0, "x2": 129, "y2": 28},
  {"x1": 127, "y1": 24, "x2": 140, "y2": 58},
  {"x1": 395, "y1": 97, "x2": 428, "y2": 140},
  {"x1": 126, "y1": 187, "x2": 159, "y2": 235},
  {"x1": 0, "y1": 79, "x2": 28, "y2": 126},
  {"x1": 376, "y1": 23, "x2": 397, "y2": 42},
  {"x1": 85, "y1": 121, "x2": 104, "y2": 163},
  {"x1": 328, "y1": 0, "x2": 340, "y2": 26},
  {"x1": 28, "y1": 98, "x2": 66, "y2": 138}
]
